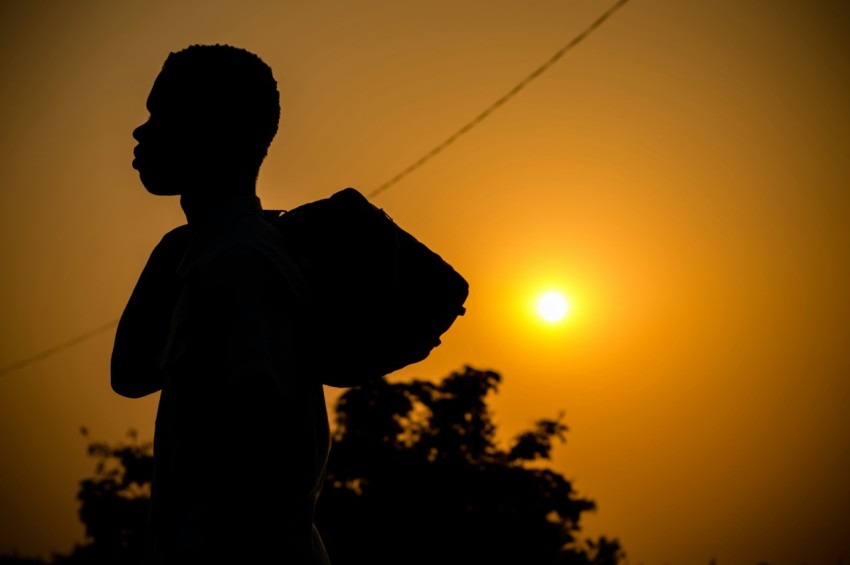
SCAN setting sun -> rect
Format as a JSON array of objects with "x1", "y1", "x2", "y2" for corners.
[{"x1": 536, "y1": 291, "x2": 570, "y2": 323}]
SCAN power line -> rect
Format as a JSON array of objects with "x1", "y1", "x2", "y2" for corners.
[
  {"x1": 367, "y1": 0, "x2": 631, "y2": 199},
  {"x1": 0, "y1": 0, "x2": 631, "y2": 379},
  {"x1": 0, "y1": 319, "x2": 118, "y2": 377}
]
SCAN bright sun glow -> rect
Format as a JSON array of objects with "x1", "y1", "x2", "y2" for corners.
[{"x1": 536, "y1": 291, "x2": 570, "y2": 323}]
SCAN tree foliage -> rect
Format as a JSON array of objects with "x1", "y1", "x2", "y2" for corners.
[
  {"x1": 59, "y1": 428, "x2": 152, "y2": 565},
  {"x1": 0, "y1": 429, "x2": 153, "y2": 565},
  {"x1": 316, "y1": 366, "x2": 623, "y2": 565},
  {"x1": 1, "y1": 366, "x2": 624, "y2": 564}
]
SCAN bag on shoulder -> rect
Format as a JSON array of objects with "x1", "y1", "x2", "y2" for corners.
[{"x1": 266, "y1": 187, "x2": 469, "y2": 387}]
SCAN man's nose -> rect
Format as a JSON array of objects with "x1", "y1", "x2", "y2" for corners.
[{"x1": 133, "y1": 122, "x2": 147, "y2": 142}]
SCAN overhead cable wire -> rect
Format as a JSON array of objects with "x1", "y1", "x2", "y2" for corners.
[
  {"x1": 0, "y1": 0, "x2": 631, "y2": 379},
  {"x1": 367, "y1": 0, "x2": 631, "y2": 199},
  {"x1": 0, "y1": 319, "x2": 119, "y2": 377}
]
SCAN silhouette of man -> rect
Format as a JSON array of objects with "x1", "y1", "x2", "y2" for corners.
[{"x1": 111, "y1": 44, "x2": 331, "y2": 564}]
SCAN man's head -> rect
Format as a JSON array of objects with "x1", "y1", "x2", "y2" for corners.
[{"x1": 132, "y1": 44, "x2": 280, "y2": 196}]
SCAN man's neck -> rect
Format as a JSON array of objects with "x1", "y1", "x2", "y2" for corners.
[{"x1": 179, "y1": 178, "x2": 257, "y2": 226}]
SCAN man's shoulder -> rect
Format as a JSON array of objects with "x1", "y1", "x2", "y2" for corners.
[{"x1": 197, "y1": 218, "x2": 306, "y2": 296}]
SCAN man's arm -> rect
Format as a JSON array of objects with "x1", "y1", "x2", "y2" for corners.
[{"x1": 111, "y1": 226, "x2": 190, "y2": 398}]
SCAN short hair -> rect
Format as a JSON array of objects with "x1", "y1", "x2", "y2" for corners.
[{"x1": 159, "y1": 44, "x2": 280, "y2": 168}]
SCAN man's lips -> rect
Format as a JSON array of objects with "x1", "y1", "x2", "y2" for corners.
[{"x1": 132, "y1": 146, "x2": 143, "y2": 170}]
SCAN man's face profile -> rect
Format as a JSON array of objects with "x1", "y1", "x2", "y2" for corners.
[{"x1": 132, "y1": 70, "x2": 209, "y2": 196}]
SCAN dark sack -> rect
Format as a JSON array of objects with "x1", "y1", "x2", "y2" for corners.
[{"x1": 266, "y1": 187, "x2": 469, "y2": 387}]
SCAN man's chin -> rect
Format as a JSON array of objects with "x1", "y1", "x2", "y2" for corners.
[
  {"x1": 138, "y1": 172, "x2": 181, "y2": 196},
  {"x1": 145, "y1": 188, "x2": 182, "y2": 196}
]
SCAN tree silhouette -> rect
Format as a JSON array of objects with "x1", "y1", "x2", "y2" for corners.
[
  {"x1": 0, "y1": 429, "x2": 153, "y2": 565},
  {"x1": 57, "y1": 428, "x2": 152, "y2": 565},
  {"x1": 1, "y1": 366, "x2": 624, "y2": 564},
  {"x1": 316, "y1": 366, "x2": 623, "y2": 565}
]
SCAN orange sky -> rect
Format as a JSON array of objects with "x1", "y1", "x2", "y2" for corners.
[{"x1": 1, "y1": 1, "x2": 848, "y2": 563}]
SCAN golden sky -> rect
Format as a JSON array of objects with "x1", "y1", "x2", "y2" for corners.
[{"x1": 1, "y1": 1, "x2": 848, "y2": 563}]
